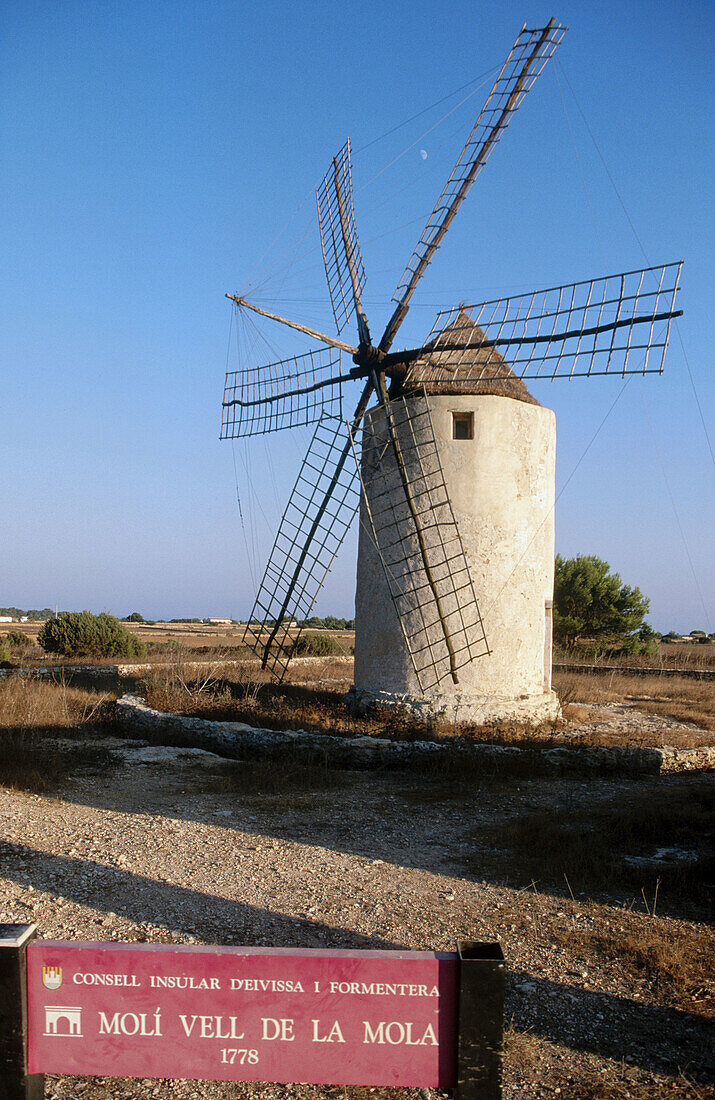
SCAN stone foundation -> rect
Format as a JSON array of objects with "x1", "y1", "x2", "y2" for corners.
[{"x1": 346, "y1": 686, "x2": 561, "y2": 729}]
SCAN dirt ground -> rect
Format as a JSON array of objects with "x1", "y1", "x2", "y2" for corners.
[{"x1": 1, "y1": 710, "x2": 712, "y2": 1098}]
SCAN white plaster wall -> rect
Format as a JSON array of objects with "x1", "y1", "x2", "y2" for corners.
[{"x1": 354, "y1": 394, "x2": 557, "y2": 715}]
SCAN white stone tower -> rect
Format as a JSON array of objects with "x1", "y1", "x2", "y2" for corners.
[{"x1": 353, "y1": 323, "x2": 559, "y2": 728}]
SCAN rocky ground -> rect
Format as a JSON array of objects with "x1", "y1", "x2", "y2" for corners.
[{"x1": 0, "y1": 705, "x2": 713, "y2": 1099}]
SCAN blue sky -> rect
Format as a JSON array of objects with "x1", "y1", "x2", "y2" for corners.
[{"x1": 2, "y1": 0, "x2": 712, "y2": 632}]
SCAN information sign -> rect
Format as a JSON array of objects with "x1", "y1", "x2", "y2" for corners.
[{"x1": 27, "y1": 942, "x2": 458, "y2": 1087}]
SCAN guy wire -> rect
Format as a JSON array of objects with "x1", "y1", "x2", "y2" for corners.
[{"x1": 637, "y1": 381, "x2": 711, "y2": 632}]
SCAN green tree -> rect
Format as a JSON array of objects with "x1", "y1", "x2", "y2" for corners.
[
  {"x1": 38, "y1": 611, "x2": 146, "y2": 660},
  {"x1": 553, "y1": 555, "x2": 650, "y2": 649}
]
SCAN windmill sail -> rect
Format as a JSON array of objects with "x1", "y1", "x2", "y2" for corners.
[
  {"x1": 242, "y1": 414, "x2": 362, "y2": 678},
  {"x1": 396, "y1": 263, "x2": 683, "y2": 386},
  {"x1": 381, "y1": 19, "x2": 566, "y2": 351},
  {"x1": 351, "y1": 393, "x2": 489, "y2": 692},
  {"x1": 316, "y1": 138, "x2": 368, "y2": 336},
  {"x1": 221, "y1": 344, "x2": 352, "y2": 438}
]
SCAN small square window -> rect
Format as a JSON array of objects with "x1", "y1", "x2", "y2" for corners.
[{"x1": 452, "y1": 412, "x2": 473, "y2": 440}]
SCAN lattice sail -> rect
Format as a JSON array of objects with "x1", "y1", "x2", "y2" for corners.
[
  {"x1": 391, "y1": 20, "x2": 566, "y2": 311},
  {"x1": 350, "y1": 393, "x2": 489, "y2": 693},
  {"x1": 404, "y1": 263, "x2": 683, "y2": 385},
  {"x1": 221, "y1": 344, "x2": 350, "y2": 439},
  {"x1": 316, "y1": 139, "x2": 367, "y2": 334},
  {"x1": 243, "y1": 415, "x2": 362, "y2": 679}
]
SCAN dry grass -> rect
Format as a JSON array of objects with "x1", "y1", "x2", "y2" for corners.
[
  {"x1": 469, "y1": 777, "x2": 713, "y2": 916},
  {"x1": 141, "y1": 639, "x2": 714, "y2": 748},
  {"x1": 0, "y1": 673, "x2": 111, "y2": 728},
  {"x1": 141, "y1": 651, "x2": 256, "y2": 696},
  {"x1": 505, "y1": 1027, "x2": 712, "y2": 1097},
  {"x1": 0, "y1": 674, "x2": 116, "y2": 792},
  {"x1": 0, "y1": 728, "x2": 116, "y2": 793},
  {"x1": 554, "y1": 670, "x2": 715, "y2": 736},
  {"x1": 556, "y1": 641, "x2": 715, "y2": 672},
  {"x1": 559, "y1": 923, "x2": 714, "y2": 1017},
  {"x1": 503, "y1": 1023, "x2": 543, "y2": 1075},
  {"x1": 552, "y1": 1067, "x2": 712, "y2": 1099}
]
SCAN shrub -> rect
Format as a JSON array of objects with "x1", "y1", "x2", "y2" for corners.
[
  {"x1": 38, "y1": 612, "x2": 146, "y2": 660},
  {"x1": 6, "y1": 631, "x2": 32, "y2": 651},
  {"x1": 291, "y1": 632, "x2": 343, "y2": 657},
  {"x1": 0, "y1": 638, "x2": 11, "y2": 666}
]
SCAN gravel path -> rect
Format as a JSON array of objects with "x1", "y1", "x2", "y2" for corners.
[{"x1": 1, "y1": 732, "x2": 712, "y2": 1098}]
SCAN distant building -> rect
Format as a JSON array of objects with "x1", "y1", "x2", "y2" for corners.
[
  {"x1": 0, "y1": 616, "x2": 12, "y2": 623},
  {"x1": 207, "y1": 617, "x2": 232, "y2": 625}
]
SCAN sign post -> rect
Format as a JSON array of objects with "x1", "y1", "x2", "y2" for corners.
[
  {"x1": 0, "y1": 924, "x2": 44, "y2": 1100},
  {"x1": 1, "y1": 927, "x2": 504, "y2": 1097},
  {"x1": 457, "y1": 941, "x2": 506, "y2": 1099}
]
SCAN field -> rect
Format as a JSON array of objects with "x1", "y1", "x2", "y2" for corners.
[
  {"x1": 1, "y1": 619, "x2": 354, "y2": 659},
  {"x1": 0, "y1": 638, "x2": 712, "y2": 1098}
]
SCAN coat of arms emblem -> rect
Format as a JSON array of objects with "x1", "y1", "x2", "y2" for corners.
[{"x1": 42, "y1": 966, "x2": 62, "y2": 990}]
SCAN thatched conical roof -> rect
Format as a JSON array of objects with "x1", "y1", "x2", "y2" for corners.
[{"x1": 400, "y1": 308, "x2": 540, "y2": 406}]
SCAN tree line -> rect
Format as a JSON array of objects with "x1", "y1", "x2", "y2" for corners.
[
  {"x1": 0, "y1": 607, "x2": 54, "y2": 621},
  {"x1": 3, "y1": 557, "x2": 708, "y2": 653}
]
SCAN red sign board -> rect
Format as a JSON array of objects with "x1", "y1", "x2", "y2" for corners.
[{"x1": 27, "y1": 942, "x2": 458, "y2": 1086}]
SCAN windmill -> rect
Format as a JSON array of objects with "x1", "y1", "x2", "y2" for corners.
[{"x1": 221, "y1": 19, "x2": 682, "y2": 725}]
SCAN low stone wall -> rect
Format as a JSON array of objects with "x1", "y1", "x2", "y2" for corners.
[
  {"x1": 115, "y1": 656, "x2": 354, "y2": 677},
  {"x1": 0, "y1": 663, "x2": 123, "y2": 683},
  {"x1": 553, "y1": 662, "x2": 714, "y2": 681},
  {"x1": 116, "y1": 694, "x2": 715, "y2": 776},
  {"x1": 0, "y1": 655, "x2": 354, "y2": 682}
]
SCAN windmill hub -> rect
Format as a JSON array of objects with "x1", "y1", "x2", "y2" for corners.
[{"x1": 352, "y1": 343, "x2": 386, "y2": 376}]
